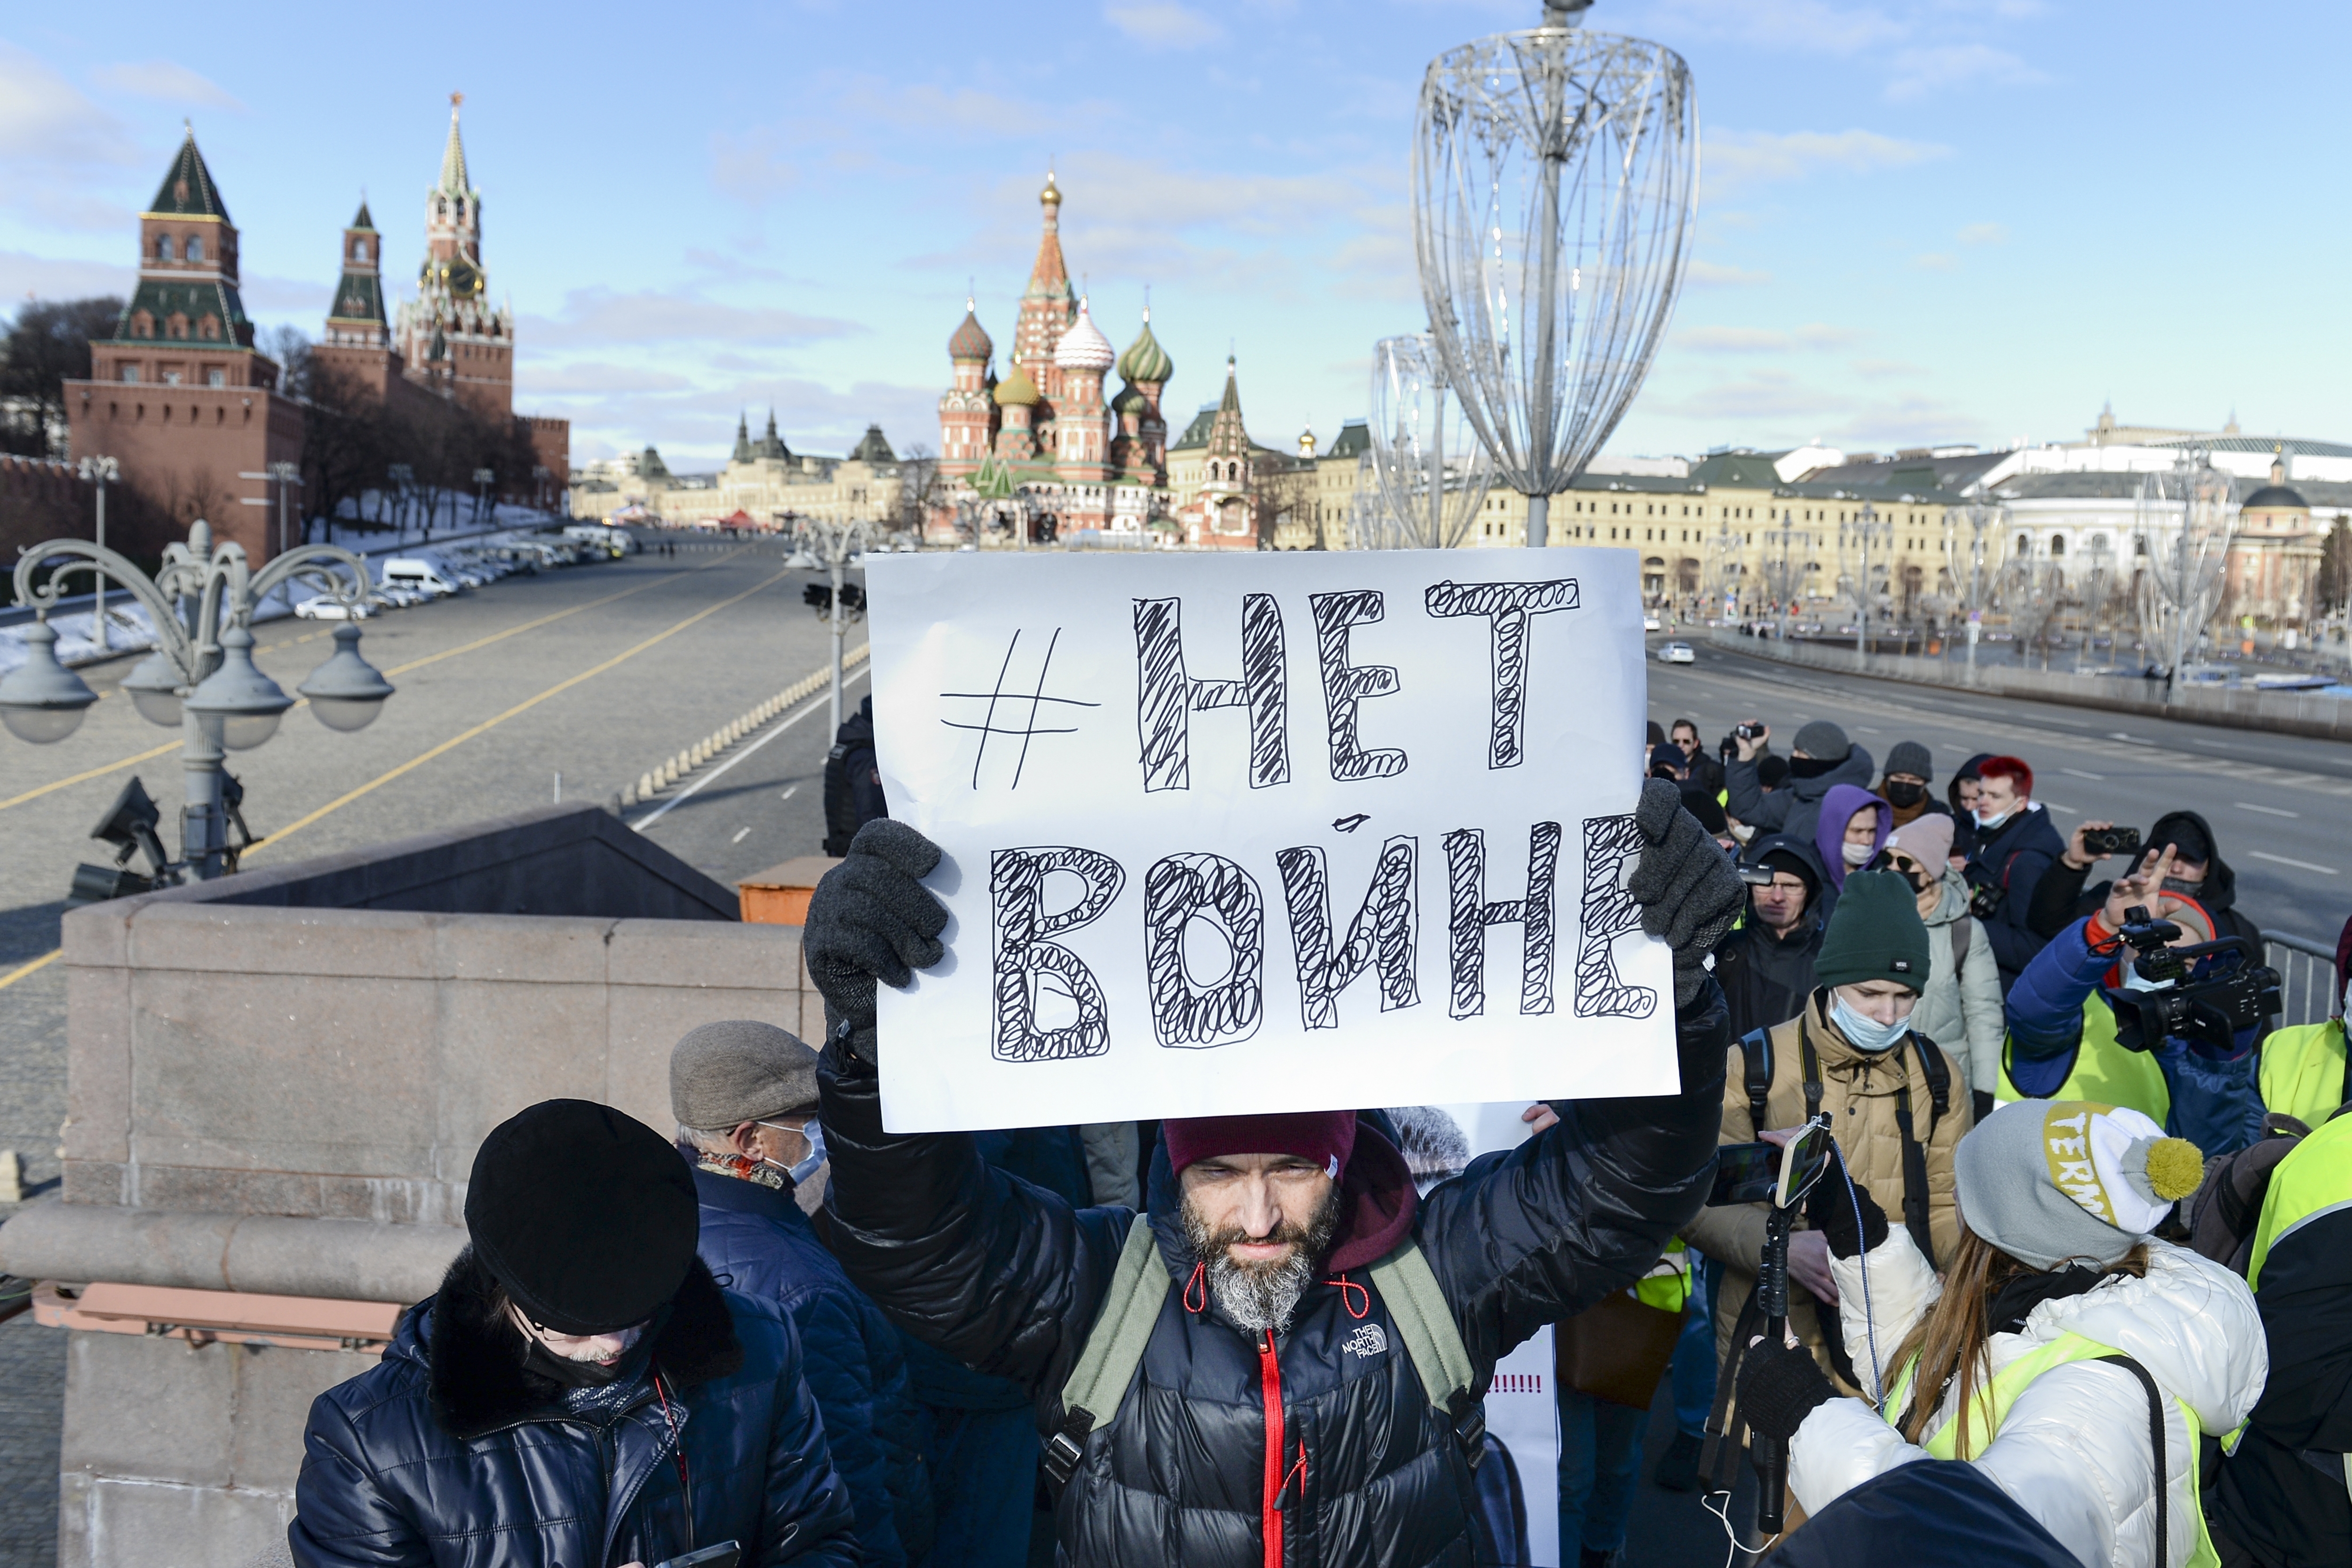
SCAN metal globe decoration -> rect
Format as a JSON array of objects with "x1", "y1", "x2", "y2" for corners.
[
  {"x1": 297, "y1": 623, "x2": 397, "y2": 732},
  {"x1": 0, "y1": 618, "x2": 101, "y2": 744},
  {"x1": 185, "y1": 623, "x2": 294, "y2": 751},
  {"x1": 1366, "y1": 333, "x2": 1495, "y2": 550},
  {"x1": 1413, "y1": 0, "x2": 1696, "y2": 546}
]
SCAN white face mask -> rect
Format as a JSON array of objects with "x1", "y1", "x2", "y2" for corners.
[
  {"x1": 2120, "y1": 965, "x2": 2173, "y2": 993},
  {"x1": 1840, "y1": 839, "x2": 1875, "y2": 867},
  {"x1": 1830, "y1": 992, "x2": 1913, "y2": 1052},
  {"x1": 1974, "y1": 806, "x2": 2011, "y2": 831}
]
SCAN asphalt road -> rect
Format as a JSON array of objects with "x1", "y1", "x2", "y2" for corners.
[
  {"x1": 1648, "y1": 638, "x2": 2352, "y2": 951},
  {"x1": 0, "y1": 541, "x2": 871, "y2": 1565}
]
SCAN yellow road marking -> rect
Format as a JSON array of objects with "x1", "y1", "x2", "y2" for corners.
[
  {"x1": 248, "y1": 562, "x2": 795, "y2": 859},
  {"x1": 0, "y1": 949, "x2": 62, "y2": 991},
  {"x1": 0, "y1": 547, "x2": 755, "y2": 816}
]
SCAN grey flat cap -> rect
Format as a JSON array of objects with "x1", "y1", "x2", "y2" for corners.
[{"x1": 671, "y1": 1020, "x2": 819, "y2": 1131}]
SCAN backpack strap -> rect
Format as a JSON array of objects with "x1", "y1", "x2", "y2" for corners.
[
  {"x1": 1796, "y1": 1014, "x2": 1825, "y2": 1121},
  {"x1": 2095, "y1": 1354, "x2": 2168, "y2": 1568},
  {"x1": 1908, "y1": 1031, "x2": 1953, "y2": 1131},
  {"x1": 1366, "y1": 1241, "x2": 1486, "y2": 1468},
  {"x1": 1046, "y1": 1213, "x2": 1168, "y2": 1486},
  {"x1": 1737, "y1": 1027, "x2": 1775, "y2": 1136}
]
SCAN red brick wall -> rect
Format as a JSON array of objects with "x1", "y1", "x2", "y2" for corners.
[{"x1": 64, "y1": 378, "x2": 303, "y2": 563}]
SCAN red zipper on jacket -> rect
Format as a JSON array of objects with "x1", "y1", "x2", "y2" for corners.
[{"x1": 1258, "y1": 1328, "x2": 1284, "y2": 1568}]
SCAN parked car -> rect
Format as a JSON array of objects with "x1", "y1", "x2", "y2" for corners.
[
  {"x1": 1643, "y1": 615, "x2": 1662, "y2": 632},
  {"x1": 295, "y1": 594, "x2": 374, "y2": 620},
  {"x1": 1657, "y1": 641, "x2": 1695, "y2": 664}
]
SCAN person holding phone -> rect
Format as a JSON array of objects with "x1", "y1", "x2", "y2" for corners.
[
  {"x1": 1683, "y1": 871, "x2": 1971, "y2": 1442},
  {"x1": 288, "y1": 1101, "x2": 859, "y2": 1568}
]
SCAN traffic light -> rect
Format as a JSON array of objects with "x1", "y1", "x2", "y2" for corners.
[
  {"x1": 840, "y1": 583, "x2": 866, "y2": 612},
  {"x1": 803, "y1": 583, "x2": 833, "y2": 613}
]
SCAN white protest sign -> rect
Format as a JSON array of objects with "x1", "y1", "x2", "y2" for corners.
[{"x1": 866, "y1": 547, "x2": 1672, "y2": 1132}]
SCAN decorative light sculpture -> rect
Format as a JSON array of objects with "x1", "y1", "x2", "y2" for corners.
[
  {"x1": 2137, "y1": 451, "x2": 2239, "y2": 699},
  {"x1": 1414, "y1": 0, "x2": 1696, "y2": 547},
  {"x1": 1366, "y1": 333, "x2": 1494, "y2": 550}
]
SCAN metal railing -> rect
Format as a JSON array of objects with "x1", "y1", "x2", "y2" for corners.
[{"x1": 2266, "y1": 930, "x2": 2342, "y2": 1029}]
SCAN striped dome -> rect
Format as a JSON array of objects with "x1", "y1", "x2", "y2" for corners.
[
  {"x1": 1118, "y1": 312, "x2": 1172, "y2": 384},
  {"x1": 948, "y1": 309, "x2": 993, "y2": 362},
  {"x1": 1054, "y1": 298, "x2": 1116, "y2": 372}
]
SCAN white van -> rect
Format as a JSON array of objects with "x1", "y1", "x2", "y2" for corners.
[
  {"x1": 381, "y1": 557, "x2": 465, "y2": 597},
  {"x1": 563, "y1": 523, "x2": 632, "y2": 558}
]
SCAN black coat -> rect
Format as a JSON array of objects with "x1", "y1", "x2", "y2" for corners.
[
  {"x1": 2025, "y1": 809, "x2": 2264, "y2": 953},
  {"x1": 814, "y1": 989, "x2": 1730, "y2": 1568},
  {"x1": 290, "y1": 1251, "x2": 859, "y2": 1568},
  {"x1": 1966, "y1": 804, "x2": 2066, "y2": 989}
]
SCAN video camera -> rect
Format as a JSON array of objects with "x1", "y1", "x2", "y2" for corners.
[{"x1": 2104, "y1": 905, "x2": 2280, "y2": 1053}]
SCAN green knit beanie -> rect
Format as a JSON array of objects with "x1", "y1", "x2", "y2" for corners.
[{"x1": 1816, "y1": 870, "x2": 1932, "y2": 990}]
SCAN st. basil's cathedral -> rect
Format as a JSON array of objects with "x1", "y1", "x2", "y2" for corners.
[{"x1": 937, "y1": 175, "x2": 1262, "y2": 549}]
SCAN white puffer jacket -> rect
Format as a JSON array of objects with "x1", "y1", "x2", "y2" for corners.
[{"x1": 1788, "y1": 1230, "x2": 2266, "y2": 1568}]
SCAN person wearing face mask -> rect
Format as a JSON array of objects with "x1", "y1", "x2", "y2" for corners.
[
  {"x1": 1814, "y1": 784, "x2": 1892, "y2": 917},
  {"x1": 2028, "y1": 810, "x2": 2265, "y2": 957},
  {"x1": 1963, "y1": 755, "x2": 2066, "y2": 994},
  {"x1": 1874, "y1": 740, "x2": 1947, "y2": 831},
  {"x1": 290, "y1": 1099, "x2": 859, "y2": 1568},
  {"x1": 2000, "y1": 844, "x2": 2268, "y2": 1158},
  {"x1": 676, "y1": 1021, "x2": 936, "y2": 1568},
  {"x1": 1725, "y1": 718, "x2": 1877, "y2": 848},
  {"x1": 1683, "y1": 871, "x2": 1968, "y2": 1465}
]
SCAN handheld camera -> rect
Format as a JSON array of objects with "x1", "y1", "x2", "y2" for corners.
[
  {"x1": 2105, "y1": 905, "x2": 2280, "y2": 1052},
  {"x1": 2082, "y1": 826, "x2": 2141, "y2": 859}
]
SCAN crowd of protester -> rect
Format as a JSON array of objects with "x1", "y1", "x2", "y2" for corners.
[{"x1": 273, "y1": 705, "x2": 2349, "y2": 1568}]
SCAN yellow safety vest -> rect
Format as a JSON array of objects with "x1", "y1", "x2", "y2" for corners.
[
  {"x1": 2246, "y1": 1102, "x2": 2352, "y2": 1290},
  {"x1": 1886, "y1": 1330, "x2": 2219, "y2": 1568},
  {"x1": 1634, "y1": 1238, "x2": 1693, "y2": 1315},
  {"x1": 1997, "y1": 995, "x2": 2170, "y2": 1128},
  {"x1": 2256, "y1": 1020, "x2": 2350, "y2": 1132}
]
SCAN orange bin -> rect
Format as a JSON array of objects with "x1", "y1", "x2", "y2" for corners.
[{"x1": 738, "y1": 855, "x2": 842, "y2": 926}]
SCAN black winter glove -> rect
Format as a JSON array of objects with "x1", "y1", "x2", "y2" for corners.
[
  {"x1": 1627, "y1": 777, "x2": 1745, "y2": 1009},
  {"x1": 803, "y1": 820, "x2": 949, "y2": 1063},
  {"x1": 1736, "y1": 1336, "x2": 1836, "y2": 1442},
  {"x1": 1802, "y1": 1150, "x2": 1888, "y2": 1260}
]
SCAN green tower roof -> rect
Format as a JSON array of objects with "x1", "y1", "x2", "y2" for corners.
[{"x1": 146, "y1": 128, "x2": 230, "y2": 221}]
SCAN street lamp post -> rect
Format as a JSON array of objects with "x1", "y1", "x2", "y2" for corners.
[
  {"x1": 1852, "y1": 501, "x2": 1883, "y2": 657},
  {"x1": 76, "y1": 455, "x2": 120, "y2": 651},
  {"x1": 472, "y1": 467, "x2": 496, "y2": 528},
  {"x1": 267, "y1": 460, "x2": 303, "y2": 559},
  {"x1": 796, "y1": 517, "x2": 871, "y2": 736},
  {"x1": 0, "y1": 517, "x2": 395, "y2": 881}
]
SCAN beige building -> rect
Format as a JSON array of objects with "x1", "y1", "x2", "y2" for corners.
[{"x1": 570, "y1": 414, "x2": 907, "y2": 529}]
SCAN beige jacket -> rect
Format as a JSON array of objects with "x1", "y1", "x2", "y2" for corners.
[{"x1": 1683, "y1": 991, "x2": 1973, "y2": 1395}]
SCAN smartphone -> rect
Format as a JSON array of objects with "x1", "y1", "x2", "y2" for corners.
[
  {"x1": 653, "y1": 1545, "x2": 741, "y2": 1568},
  {"x1": 1774, "y1": 1116, "x2": 1835, "y2": 1210},
  {"x1": 2082, "y1": 826, "x2": 2142, "y2": 858},
  {"x1": 1708, "y1": 1141, "x2": 1780, "y2": 1206}
]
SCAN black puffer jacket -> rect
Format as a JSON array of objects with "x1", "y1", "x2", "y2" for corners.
[
  {"x1": 290, "y1": 1250, "x2": 858, "y2": 1568},
  {"x1": 2025, "y1": 808, "x2": 2264, "y2": 952},
  {"x1": 816, "y1": 985, "x2": 1729, "y2": 1568}
]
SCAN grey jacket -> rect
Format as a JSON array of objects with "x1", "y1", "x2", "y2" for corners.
[
  {"x1": 1724, "y1": 746, "x2": 1876, "y2": 847},
  {"x1": 1911, "y1": 870, "x2": 2007, "y2": 1096}
]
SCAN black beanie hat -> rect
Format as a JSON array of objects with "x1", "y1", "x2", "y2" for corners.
[
  {"x1": 1680, "y1": 784, "x2": 1728, "y2": 835},
  {"x1": 1755, "y1": 844, "x2": 1821, "y2": 899},
  {"x1": 465, "y1": 1100, "x2": 699, "y2": 1336},
  {"x1": 2152, "y1": 816, "x2": 2212, "y2": 865},
  {"x1": 1756, "y1": 754, "x2": 1791, "y2": 790}
]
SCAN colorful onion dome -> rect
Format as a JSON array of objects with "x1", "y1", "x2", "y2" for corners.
[
  {"x1": 1112, "y1": 384, "x2": 1148, "y2": 415},
  {"x1": 1054, "y1": 297, "x2": 1115, "y2": 372},
  {"x1": 1118, "y1": 308, "x2": 1173, "y2": 384},
  {"x1": 993, "y1": 363, "x2": 1041, "y2": 406},
  {"x1": 948, "y1": 304, "x2": 993, "y2": 362},
  {"x1": 1041, "y1": 172, "x2": 1063, "y2": 207}
]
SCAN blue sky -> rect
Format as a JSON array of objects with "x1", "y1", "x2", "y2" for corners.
[{"x1": 4, "y1": 1, "x2": 2346, "y2": 469}]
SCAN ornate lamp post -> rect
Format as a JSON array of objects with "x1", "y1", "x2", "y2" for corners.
[
  {"x1": 0, "y1": 518, "x2": 393, "y2": 880},
  {"x1": 1851, "y1": 500, "x2": 1890, "y2": 657},
  {"x1": 2138, "y1": 451, "x2": 2237, "y2": 702},
  {"x1": 1413, "y1": 0, "x2": 1696, "y2": 548},
  {"x1": 1367, "y1": 333, "x2": 1494, "y2": 549},
  {"x1": 794, "y1": 517, "x2": 872, "y2": 734},
  {"x1": 76, "y1": 456, "x2": 120, "y2": 651}
]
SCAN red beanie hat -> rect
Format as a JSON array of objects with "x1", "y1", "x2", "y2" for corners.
[{"x1": 1164, "y1": 1110, "x2": 1358, "y2": 1180}]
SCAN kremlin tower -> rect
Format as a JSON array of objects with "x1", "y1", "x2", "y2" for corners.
[
  {"x1": 393, "y1": 94, "x2": 516, "y2": 419},
  {"x1": 934, "y1": 175, "x2": 1180, "y2": 540}
]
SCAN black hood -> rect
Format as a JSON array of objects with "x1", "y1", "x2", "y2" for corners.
[
  {"x1": 2148, "y1": 809, "x2": 2238, "y2": 913},
  {"x1": 1948, "y1": 752, "x2": 1993, "y2": 817},
  {"x1": 411, "y1": 1245, "x2": 741, "y2": 1440}
]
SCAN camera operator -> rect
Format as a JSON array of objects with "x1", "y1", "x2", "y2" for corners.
[
  {"x1": 2000, "y1": 845, "x2": 2268, "y2": 1158},
  {"x1": 1725, "y1": 721, "x2": 1875, "y2": 847},
  {"x1": 2028, "y1": 811, "x2": 2263, "y2": 954},
  {"x1": 1962, "y1": 756, "x2": 2064, "y2": 994}
]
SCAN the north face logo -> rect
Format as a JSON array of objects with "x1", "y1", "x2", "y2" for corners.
[{"x1": 1342, "y1": 1323, "x2": 1389, "y2": 1359}]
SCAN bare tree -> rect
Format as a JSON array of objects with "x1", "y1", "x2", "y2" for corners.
[{"x1": 0, "y1": 295, "x2": 124, "y2": 456}]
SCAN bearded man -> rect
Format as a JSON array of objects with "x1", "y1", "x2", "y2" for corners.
[{"x1": 805, "y1": 778, "x2": 1743, "y2": 1568}]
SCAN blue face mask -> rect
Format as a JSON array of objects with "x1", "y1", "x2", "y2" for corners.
[
  {"x1": 786, "y1": 1119, "x2": 828, "y2": 1185},
  {"x1": 1830, "y1": 992, "x2": 1913, "y2": 1053}
]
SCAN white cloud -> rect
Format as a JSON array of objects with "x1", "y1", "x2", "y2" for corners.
[
  {"x1": 1958, "y1": 221, "x2": 2008, "y2": 245},
  {"x1": 1686, "y1": 259, "x2": 1772, "y2": 287},
  {"x1": 0, "y1": 44, "x2": 146, "y2": 231},
  {"x1": 1636, "y1": 0, "x2": 1905, "y2": 55},
  {"x1": 0, "y1": 249, "x2": 131, "y2": 303},
  {"x1": 1103, "y1": 2, "x2": 1226, "y2": 49},
  {"x1": 1911, "y1": 252, "x2": 1958, "y2": 271},
  {"x1": 1703, "y1": 128, "x2": 1949, "y2": 195},
  {"x1": 92, "y1": 61, "x2": 244, "y2": 110},
  {"x1": 521, "y1": 288, "x2": 865, "y2": 350},
  {"x1": 1886, "y1": 43, "x2": 2047, "y2": 100}
]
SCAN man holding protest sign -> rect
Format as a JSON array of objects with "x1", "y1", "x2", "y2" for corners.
[{"x1": 790, "y1": 535, "x2": 1732, "y2": 1568}]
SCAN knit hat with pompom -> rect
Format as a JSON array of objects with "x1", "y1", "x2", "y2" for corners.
[{"x1": 1954, "y1": 1100, "x2": 2203, "y2": 1271}]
